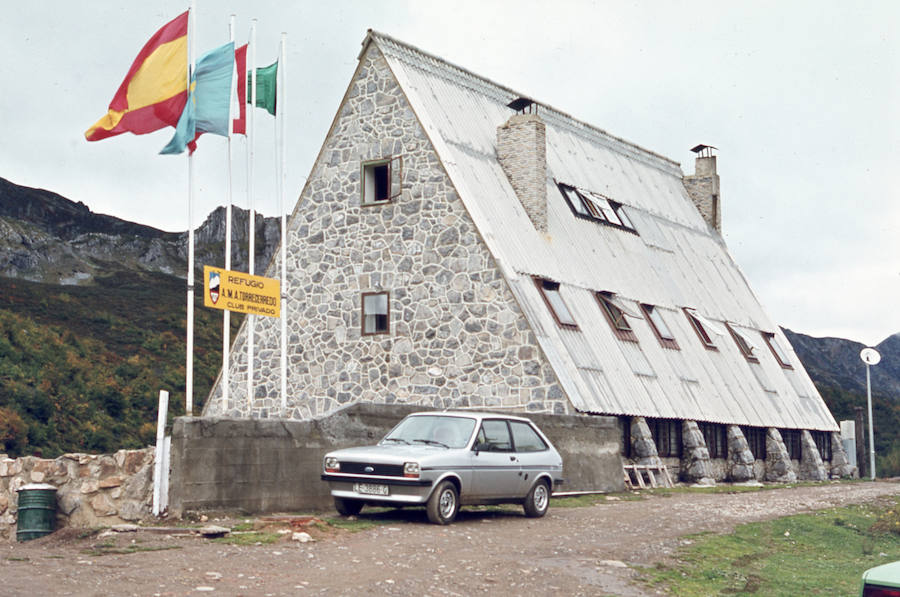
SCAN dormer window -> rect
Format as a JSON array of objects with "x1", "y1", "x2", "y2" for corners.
[
  {"x1": 596, "y1": 291, "x2": 638, "y2": 342},
  {"x1": 555, "y1": 182, "x2": 637, "y2": 233},
  {"x1": 641, "y1": 304, "x2": 679, "y2": 350},
  {"x1": 535, "y1": 278, "x2": 578, "y2": 329},
  {"x1": 361, "y1": 156, "x2": 402, "y2": 205},
  {"x1": 762, "y1": 332, "x2": 793, "y2": 369},
  {"x1": 684, "y1": 308, "x2": 723, "y2": 351},
  {"x1": 726, "y1": 323, "x2": 760, "y2": 363}
]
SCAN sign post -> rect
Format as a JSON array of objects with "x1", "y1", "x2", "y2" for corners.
[{"x1": 860, "y1": 347, "x2": 881, "y2": 480}]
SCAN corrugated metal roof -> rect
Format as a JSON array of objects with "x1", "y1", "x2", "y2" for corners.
[{"x1": 368, "y1": 31, "x2": 837, "y2": 432}]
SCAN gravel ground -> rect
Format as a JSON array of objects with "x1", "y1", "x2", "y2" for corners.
[{"x1": 3, "y1": 480, "x2": 899, "y2": 597}]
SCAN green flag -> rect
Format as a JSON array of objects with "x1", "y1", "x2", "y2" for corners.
[{"x1": 249, "y1": 61, "x2": 277, "y2": 115}]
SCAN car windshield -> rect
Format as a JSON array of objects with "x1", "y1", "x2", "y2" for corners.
[{"x1": 382, "y1": 415, "x2": 476, "y2": 449}]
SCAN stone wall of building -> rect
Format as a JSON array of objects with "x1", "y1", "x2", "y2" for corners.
[
  {"x1": 205, "y1": 44, "x2": 569, "y2": 420},
  {"x1": 0, "y1": 449, "x2": 155, "y2": 541}
]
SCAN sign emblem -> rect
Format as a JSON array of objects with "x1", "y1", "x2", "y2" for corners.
[{"x1": 208, "y1": 270, "x2": 220, "y2": 304}]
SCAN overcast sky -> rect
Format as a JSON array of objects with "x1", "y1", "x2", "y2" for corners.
[{"x1": 3, "y1": 1, "x2": 898, "y2": 347}]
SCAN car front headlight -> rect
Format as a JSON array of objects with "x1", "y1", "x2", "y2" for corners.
[
  {"x1": 324, "y1": 457, "x2": 340, "y2": 473},
  {"x1": 403, "y1": 462, "x2": 420, "y2": 478}
]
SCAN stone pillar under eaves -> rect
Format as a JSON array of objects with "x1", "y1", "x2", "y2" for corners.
[
  {"x1": 764, "y1": 428, "x2": 797, "y2": 483},
  {"x1": 799, "y1": 430, "x2": 828, "y2": 481},
  {"x1": 726, "y1": 425, "x2": 756, "y2": 482},
  {"x1": 829, "y1": 431, "x2": 857, "y2": 478},
  {"x1": 681, "y1": 421, "x2": 715, "y2": 486},
  {"x1": 629, "y1": 417, "x2": 662, "y2": 466}
]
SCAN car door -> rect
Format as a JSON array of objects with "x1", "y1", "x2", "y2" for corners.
[
  {"x1": 468, "y1": 419, "x2": 521, "y2": 499},
  {"x1": 509, "y1": 420, "x2": 552, "y2": 496}
]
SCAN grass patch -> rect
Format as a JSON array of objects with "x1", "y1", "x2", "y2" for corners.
[
  {"x1": 212, "y1": 531, "x2": 282, "y2": 546},
  {"x1": 639, "y1": 498, "x2": 900, "y2": 596},
  {"x1": 6, "y1": 556, "x2": 29, "y2": 562},
  {"x1": 551, "y1": 494, "x2": 610, "y2": 508}
]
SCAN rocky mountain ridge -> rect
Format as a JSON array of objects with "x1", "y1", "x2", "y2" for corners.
[{"x1": 0, "y1": 176, "x2": 280, "y2": 285}]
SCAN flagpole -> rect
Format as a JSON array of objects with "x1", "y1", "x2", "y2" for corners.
[
  {"x1": 247, "y1": 18, "x2": 257, "y2": 415},
  {"x1": 223, "y1": 14, "x2": 236, "y2": 412},
  {"x1": 185, "y1": 0, "x2": 197, "y2": 416},
  {"x1": 279, "y1": 32, "x2": 288, "y2": 416}
]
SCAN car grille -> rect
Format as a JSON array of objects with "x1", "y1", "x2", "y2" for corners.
[{"x1": 339, "y1": 462, "x2": 404, "y2": 477}]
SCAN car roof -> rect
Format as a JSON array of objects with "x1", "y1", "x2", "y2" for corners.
[
  {"x1": 863, "y1": 560, "x2": 900, "y2": 588},
  {"x1": 407, "y1": 411, "x2": 535, "y2": 423}
]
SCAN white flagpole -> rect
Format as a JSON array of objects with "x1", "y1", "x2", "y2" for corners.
[
  {"x1": 247, "y1": 18, "x2": 257, "y2": 414},
  {"x1": 185, "y1": 0, "x2": 197, "y2": 416},
  {"x1": 223, "y1": 14, "x2": 236, "y2": 412},
  {"x1": 279, "y1": 32, "x2": 288, "y2": 416}
]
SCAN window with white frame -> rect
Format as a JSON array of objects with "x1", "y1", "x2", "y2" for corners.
[
  {"x1": 597, "y1": 291, "x2": 638, "y2": 342},
  {"x1": 684, "y1": 308, "x2": 723, "y2": 351},
  {"x1": 555, "y1": 181, "x2": 637, "y2": 233},
  {"x1": 762, "y1": 332, "x2": 793, "y2": 369},
  {"x1": 727, "y1": 323, "x2": 760, "y2": 363},
  {"x1": 362, "y1": 292, "x2": 390, "y2": 335},
  {"x1": 361, "y1": 156, "x2": 402, "y2": 205}
]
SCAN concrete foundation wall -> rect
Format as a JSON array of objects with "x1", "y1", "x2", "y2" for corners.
[{"x1": 170, "y1": 404, "x2": 622, "y2": 515}]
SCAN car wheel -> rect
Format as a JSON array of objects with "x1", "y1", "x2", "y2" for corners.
[
  {"x1": 523, "y1": 480, "x2": 550, "y2": 518},
  {"x1": 426, "y1": 480, "x2": 459, "y2": 525},
  {"x1": 334, "y1": 497, "x2": 364, "y2": 516}
]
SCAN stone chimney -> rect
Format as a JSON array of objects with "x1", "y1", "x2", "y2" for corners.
[
  {"x1": 683, "y1": 144, "x2": 721, "y2": 233},
  {"x1": 497, "y1": 103, "x2": 547, "y2": 233}
]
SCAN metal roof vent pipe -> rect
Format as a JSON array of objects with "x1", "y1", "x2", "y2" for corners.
[
  {"x1": 497, "y1": 97, "x2": 548, "y2": 233},
  {"x1": 683, "y1": 144, "x2": 721, "y2": 233}
]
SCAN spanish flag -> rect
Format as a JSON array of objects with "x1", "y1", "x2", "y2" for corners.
[{"x1": 85, "y1": 11, "x2": 189, "y2": 142}]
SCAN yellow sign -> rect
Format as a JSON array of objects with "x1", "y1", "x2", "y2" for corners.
[{"x1": 203, "y1": 266, "x2": 281, "y2": 317}]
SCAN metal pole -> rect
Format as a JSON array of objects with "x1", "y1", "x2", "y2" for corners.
[
  {"x1": 866, "y1": 363, "x2": 876, "y2": 480},
  {"x1": 185, "y1": 0, "x2": 197, "y2": 416},
  {"x1": 247, "y1": 19, "x2": 257, "y2": 415},
  {"x1": 223, "y1": 14, "x2": 236, "y2": 413},
  {"x1": 279, "y1": 32, "x2": 288, "y2": 417}
]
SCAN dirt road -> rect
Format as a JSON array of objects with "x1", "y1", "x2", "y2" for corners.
[{"x1": 3, "y1": 481, "x2": 898, "y2": 596}]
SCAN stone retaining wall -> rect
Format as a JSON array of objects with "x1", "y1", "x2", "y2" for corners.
[{"x1": 0, "y1": 448, "x2": 155, "y2": 541}]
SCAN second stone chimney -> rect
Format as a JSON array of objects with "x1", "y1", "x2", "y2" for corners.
[
  {"x1": 497, "y1": 99, "x2": 547, "y2": 233},
  {"x1": 683, "y1": 144, "x2": 721, "y2": 233}
]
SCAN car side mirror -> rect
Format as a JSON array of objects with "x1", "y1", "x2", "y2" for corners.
[{"x1": 473, "y1": 441, "x2": 489, "y2": 453}]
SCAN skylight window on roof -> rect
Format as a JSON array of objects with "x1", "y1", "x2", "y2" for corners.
[
  {"x1": 684, "y1": 308, "x2": 718, "y2": 350},
  {"x1": 597, "y1": 291, "x2": 638, "y2": 342},
  {"x1": 535, "y1": 278, "x2": 578, "y2": 329},
  {"x1": 555, "y1": 181, "x2": 638, "y2": 234},
  {"x1": 611, "y1": 202, "x2": 635, "y2": 231},
  {"x1": 763, "y1": 332, "x2": 793, "y2": 369},
  {"x1": 558, "y1": 184, "x2": 591, "y2": 217},
  {"x1": 727, "y1": 323, "x2": 760, "y2": 363},
  {"x1": 641, "y1": 304, "x2": 679, "y2": 350}
]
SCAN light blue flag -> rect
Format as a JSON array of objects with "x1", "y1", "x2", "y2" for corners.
[{"x1": 161, "y1": 42, "x2": 235, "y2": 154}]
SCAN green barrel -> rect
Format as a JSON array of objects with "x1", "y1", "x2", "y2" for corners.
[{"x1": 16, "y1": 483, "x2": 57, "y2": 542}]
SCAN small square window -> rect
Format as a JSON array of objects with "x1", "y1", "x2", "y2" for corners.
[
  {"x1": 362, "y1": 292, "x2": 390, "y2": 335},
  {"x1": 361, "y1": 156, "x2": 402, "y2": 205},
  {"x1": 727, "y1": 323, "x2": 759, "y2": 363},
  {"x1": 641, "y1": 304, "x2": 679, "y2": 350},
  {"x1": 597, "y1": 291, "x2": 638, "y2": 342},
  {"x1": 762, "y1": 332, "x2": 793, "y2": 369},
  {"x1": 535, "y1": 278, "x2": 578, "y2": 328}
]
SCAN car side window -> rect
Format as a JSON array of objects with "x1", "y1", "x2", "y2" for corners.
[
  {"x1": 475, "y1": 420, "x2": 513, "y2": 452},
  {"x1": 510, "y1": 421, "x2": 548, "y2": 452}
]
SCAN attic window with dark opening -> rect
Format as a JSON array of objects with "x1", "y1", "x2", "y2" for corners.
[
  {"x1": 648, "y1": 419, "x2": 682, "y2": 457},
  {"x1": 641, "y1": 304, "x2": 679, "y2": 350},
  {"x1": 762, "y1": 332, "x2": 793, "y2": 369},
  {"x1": 555, "y1": 182, "x2": 637, "y2": 234},
  {"x1": 726, "y1": 323, "x2": 760, "y2": 363},
  {"x1": 361, "y1": 156, "x2": 402, "y2": 205},
  {"x1": 699, "y1": 422, "x2": 728, "y2": 459},
  {"x1": 596, "y1": 291, "x2": 638, "y2": 342},
  {"x1": 362, "y1": 292, "x2": 390, "y2": 335},
  {"x1": 683, "y1": 308, "x2": 721, "y2": 351},
  {"x1": 812, "y1": 430, "x2": 832, "y2": 461},
  {"x1": 741, "y1": 426, "x2": 767, "y2": 460},
  {"x1": 534, "y1": 278, "x2": 578, "y2": 329}
]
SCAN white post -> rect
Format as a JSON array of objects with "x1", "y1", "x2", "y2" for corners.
[
  {"x1": 185, "y1": 1, "x2": 197, "y2": 416},
  {"x1": 866, "y1": 363, "x2": 876, "y2": 480},
  {"x1": 279, "y1": 32, "x2": 288, "y2": 416},
  {"x1": 247, "y1": 19, "x2": 257, "y2": 414},
  {"x1": 223, "y1": 14, "x2": 236, "y2": 413},
  {"x1": 152, "y1": 389, "x2": 170, "y2": 516}
]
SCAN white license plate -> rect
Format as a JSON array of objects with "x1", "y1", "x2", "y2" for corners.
[{"x1": 354, "y1": 483, "x2": 389, "y2": 496}]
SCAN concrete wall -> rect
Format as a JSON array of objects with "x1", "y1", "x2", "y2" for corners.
[{"x1": 171, "y1": 404, "x2": 622, "y2": 515}]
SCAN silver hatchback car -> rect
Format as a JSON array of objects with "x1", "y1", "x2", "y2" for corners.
[{"x1": 320, "y1": 411, "x2": 565, "y2": 524}]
